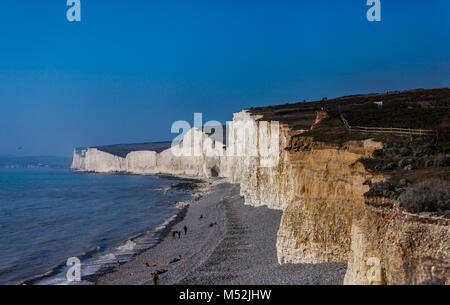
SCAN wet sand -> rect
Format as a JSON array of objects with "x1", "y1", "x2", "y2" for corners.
[{"x1": 97, "y1": 182, "x2": 346, "y2": 285}]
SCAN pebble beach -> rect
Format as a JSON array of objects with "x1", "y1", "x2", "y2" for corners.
[{"x1": 97, "y1": 182, "x2": 347, "y2": 285}]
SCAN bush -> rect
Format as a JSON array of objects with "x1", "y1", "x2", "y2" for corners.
[
  {"x1": 366, "y1": 181, "x2": 400, "y2": 198},
  {"x1": 398, "y1": 179, "x2": 450, "y2": 213},
  {"x1": 425, "y1": 160, "x2": 434, "y2": 167},
  {"x1": 398, "y1": 159, "x2": 408, "y2": 167},
  {"x1": 403, "y1": 164, "x2": 417, "y2": 171},
  {"x1": 434, "y1": 156, "x2": 450, "y2": 167},
  {"x1": 383, "y1": 162, "x2": 397, "y2": 170}
]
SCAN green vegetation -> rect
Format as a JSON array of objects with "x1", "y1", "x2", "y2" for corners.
[
  {"x1": 248, "y1": 87, "x2": 450, "y2": 144},
  {"x1": 95, "y1": 142, "x2": 172, "y2": 158},
  {"x1": 398, "y1": 179, "x2": 450, "y2": 215},
  {"x1": 249, "y1": 88, "x2": 450, "y2": 213}
]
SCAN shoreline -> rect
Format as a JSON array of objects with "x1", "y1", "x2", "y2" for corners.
[
  {"x1": 22, "y1": 173, "x2": 211, "y2": 285},
  {"x1": 77, "y1": 175, "x2": 216, "y2": 285},
  {"x1": 86, "y1": 177, "x2": 218, "y2": 285},
  {"x1": 81, "y1": 204, "x2": 190, "y2": 284},
  {"x1": 97, "y1": 182, "x2": 347, "y2": 285}
]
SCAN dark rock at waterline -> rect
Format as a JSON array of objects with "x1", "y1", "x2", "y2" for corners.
[{"x1": 170, "y1": 182, "x2": 202, "y2": 191}]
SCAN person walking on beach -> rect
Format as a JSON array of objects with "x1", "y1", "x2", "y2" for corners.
[
  {"x1": 183, "y1": 225, "x2": 187, "y2": 235},
  {"x1": 153, "y1": 272, "x2": 159, "y2": 285}
]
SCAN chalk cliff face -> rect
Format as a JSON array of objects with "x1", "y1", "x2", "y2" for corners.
[
  {"x1": 345, "y1": 197, "x2": 449, "y2": 284},
  {"x1": 224, "y1": 114, "x2": 449, "y2": 284},
  {"x1": 71, "y1": 109, "x2": 449, "y2": 284},
  {"x1": 220, "y1": 110, "x2": 291, "y2": 210},
  {"x1": 72, "y1": 148, "x2": 127, "y2": 172},
  {"x1": 71, "y1": 128, "x2": 223, "y2": 177},
  {"x1": 275, "y1": 140, "x2": 380, "y2": 265}
]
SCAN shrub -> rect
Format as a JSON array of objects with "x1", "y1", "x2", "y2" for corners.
[
  {"x1": 401, "y1": 142, "x2": 410, "y2": 149},
  {"x1": 425, "y1": 160, "x2": 434, "y2": 167},
  {"x1": 434, "y1": 156, "x2": 450, "y2": 167},
  {"x1": 366, "y1": 181, "x2": 400, "y2": 198},
  {"x1": 398, "y1": 159, "x2": 408, "y2": 167},
  {"x1": 398, "y1": 179, "x2": 450, "y2": 213}
]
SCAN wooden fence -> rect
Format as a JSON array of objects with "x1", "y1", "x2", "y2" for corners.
[{"x1": 340, "y1": 114, "x2": 436, "y2": 136}]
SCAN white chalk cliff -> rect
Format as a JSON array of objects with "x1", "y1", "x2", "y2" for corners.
[{"x1": 72, "y1": 109, "x2": 449, "y2": 285}]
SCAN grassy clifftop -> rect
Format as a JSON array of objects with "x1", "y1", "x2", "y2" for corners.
[
  {"x1": 249, "y1": 87, "x2": 450, "y2": 215},
  {"x1": 247, "y1": 87, "x2": 450, "y2": 144},
  {"x1": 94, "y1": 142, "x2": 172, "y2": 158}
]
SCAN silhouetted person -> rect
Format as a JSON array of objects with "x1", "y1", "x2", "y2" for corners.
[
  {"x1": 177, "y1": 231, "x2": 181, "y2": 238},
  {"x1": 183, "y1": 225, "x2": 187, "y2": 235},
  {"x1": 172, "y1": 231, "x2": 176, "y2": 239},
  {"x1": 153, "y1": 272, "x2": 159, "y2": 285}
]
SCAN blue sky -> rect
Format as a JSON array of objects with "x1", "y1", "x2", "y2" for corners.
[{"x1": 0, "y1": 0, "x2": 449, "y2": 156}]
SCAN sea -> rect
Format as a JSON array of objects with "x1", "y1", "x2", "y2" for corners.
[{"x1": 0, "y1": 167, "x2": 194, "y2": 285}]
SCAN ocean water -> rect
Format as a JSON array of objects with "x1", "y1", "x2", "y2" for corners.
[{"x1": 0, "y1": 168, "x2": 193, "y2": 285}]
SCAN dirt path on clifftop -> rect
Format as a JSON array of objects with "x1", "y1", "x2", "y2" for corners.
[{"x1": 97, "y1": 183, "x2": 346, "y2": 285}]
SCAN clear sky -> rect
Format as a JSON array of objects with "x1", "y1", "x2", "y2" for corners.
[{"x1": 0, "y1": 0, "x2": 449, "y2": 156}]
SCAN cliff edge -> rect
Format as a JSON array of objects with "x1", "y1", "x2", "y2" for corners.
[{"x1": 71, "y1": 87, "x2": 450, "y2": 284}]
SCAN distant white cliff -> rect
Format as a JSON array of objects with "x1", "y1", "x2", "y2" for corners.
[{"x1": 71, "y1": 110, "x2": 280, "y2": 181}]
